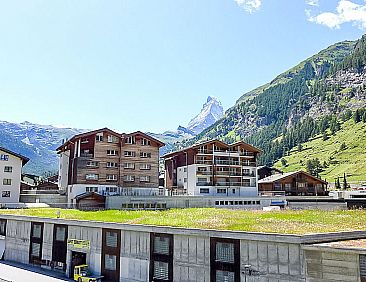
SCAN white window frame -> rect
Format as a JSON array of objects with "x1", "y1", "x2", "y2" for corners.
[
  {"x1": 140, "y1": 163, "x2": 151, "y2": 170},
  {"x1": 141, "y1": 138, "x2": 151, "y2": 146},
  {"x1": 85, "y1": 174, "x2": 99, "y2": 180},
  {"x1": 124, "y1": 163, "x2": 135, "y2": 169},
  {"x1": 106, "y1": 174, "x2": 118, "y2": 181},
  {"x1": 124, "y1": 151, "x2": 135, "y2": 157},
  {"x1": 107, "y1": 150, "x2": 118, "y2": 156},
  {"x1": 124, "y1": 175, "x2": 135, "y2": 182},
  {"x1": 125, "y1": 136, "x2": 136, "y2": 144},
  {"x1": 140, "y1": 176, "x2": 150, "y2": 182}
]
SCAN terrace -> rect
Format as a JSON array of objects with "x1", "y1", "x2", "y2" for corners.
[{"x1": 0, "y1": 208, "x2": 366, "y2": 235}]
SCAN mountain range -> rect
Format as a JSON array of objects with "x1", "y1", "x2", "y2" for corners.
[
  {"x1": 178, "y1": 34, "x2": 366, "y2": 182},
  {"x1": 0, "y1": 96, "x2": 224, "y2": 175}
]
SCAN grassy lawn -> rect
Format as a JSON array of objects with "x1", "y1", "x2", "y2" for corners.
[
  {"x1": 0, "y1": 208, "x2": 366, "y2": 235},
  {"x1": 274, "y1": 119, "x2": 366, "y2": 184}
]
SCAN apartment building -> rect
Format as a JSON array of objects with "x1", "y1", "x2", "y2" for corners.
[
  {"x1": 163, "y1": 140, "x2": 260, "y2": 196},
  {"x1": 0, "y1": 147, "x2": 29, "y2": 206},
  {"x1": 57, "y1": 128, "x2": 164, "y2": 205}
]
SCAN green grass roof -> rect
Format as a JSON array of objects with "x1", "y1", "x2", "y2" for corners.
[{"x1": 1, "y1": 208, "x2": 366, "y2": 235}]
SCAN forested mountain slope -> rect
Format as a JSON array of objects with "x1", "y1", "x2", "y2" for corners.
[{"x1": 175, "y1": 34, "x2": 366, "y2": 181}]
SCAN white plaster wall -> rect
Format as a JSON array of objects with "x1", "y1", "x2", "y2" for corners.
[
  {"x1": 58, "y1": 150, "x2": 70, "y2": 190},
  {"x1": 0, "y1": 150, "x2": 22, "y2": 204}
]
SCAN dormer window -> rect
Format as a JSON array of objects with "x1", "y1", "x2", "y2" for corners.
[
  {"x1": 141, "y1": 138, "x2": 151, "y2": 146},
  {"x1": 125, "y1": 136, "x2": 136, "y2": 144}
]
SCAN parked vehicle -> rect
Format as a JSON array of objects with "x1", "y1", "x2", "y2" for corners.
[{"x1": 74, "y1": 264, "x2": 103, "y2": 282}]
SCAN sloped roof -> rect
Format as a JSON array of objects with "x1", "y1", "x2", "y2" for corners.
[
  {"x1": 162, "y1": 139, "x2": 261, "y2": 158},
  {"x1": 125, "y1": 131, "x2": 165, "y2": 147},
  {"x1": 258, "y1": 170, "x2": 327, "y2": 184},
  {"x1": 0, "y1": 147, "x2": 29, "y2": 166}
]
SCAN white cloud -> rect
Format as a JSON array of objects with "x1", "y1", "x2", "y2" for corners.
[
  {"x1": 306, "y1": 0, "x2": 319, "y2": 6},
  {"x1": 234, "y1": 0, "x2": 262, "y2": 13},
  {"x1": 308, "y1": 0, "x2": 366, "y2": 29}
]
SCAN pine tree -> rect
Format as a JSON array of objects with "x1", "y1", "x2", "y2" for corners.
[
  {"x1": 354, "y1": 109, "x2": 361, "y2": 123},
  {"x1": 343, "y1": 173, "x2": 348, "y2": 190}
]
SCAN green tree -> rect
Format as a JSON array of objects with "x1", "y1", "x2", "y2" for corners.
[
  {"x1": 343, "y1": 173, "x2": 348, "y2": 190},
  {"x1": 280, "y1": 158, "x2": 288, "y2": 167},
  {"x1": 339, "y1": 142, "x2": 347, "y2": 151}
]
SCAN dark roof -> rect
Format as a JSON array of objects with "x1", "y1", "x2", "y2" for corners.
[
  {"x1": 57, "y1": 128, "x2": 165, "y2": 151},
  {"x1": 162, "y1": 139, "x2": 261, "y2": 158},
  {"x1": 125, "y1": 131, "x2": 165, "y2": 147},
  {"x1": 75, "y1": 192, "x2": 106, "y2": 201},
  {"x1": 0, "y1": 147, "x2": 29, "y2": 166},
  {"x1": 56, "y1": 127, "x2": 120, "y2": 151},
  {"x1": 258, "y1": 170, "x2": 327, "y2": 184},
  {"x1": 257, "y1": 166, "x2": 283, "y2": 173}
]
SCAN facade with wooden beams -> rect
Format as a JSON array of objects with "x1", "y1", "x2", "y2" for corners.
[
  {"x1": 57, "y1": 128, "x2": 164, "y2": 206},
  {"x1": 163, "y1": 140, "x2": 261, "y2": 196}
]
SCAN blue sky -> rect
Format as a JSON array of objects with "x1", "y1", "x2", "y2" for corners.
[{"x1": 0, "y1": 0, "x2": 365, "y2": 133}]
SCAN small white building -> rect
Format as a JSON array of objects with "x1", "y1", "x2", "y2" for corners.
[{"x1": 0, "y1": 147, "x2": 29, "y2": 206}]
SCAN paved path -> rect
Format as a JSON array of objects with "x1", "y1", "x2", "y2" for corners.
[{"x1": 0, "y1": 261, "x2": 72, "y2": 282}]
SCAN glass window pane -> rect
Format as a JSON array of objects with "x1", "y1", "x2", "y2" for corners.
[
  {"x1": 0, "y1": 220, "x2": 6, "y2": 236},
  {"x1": 32, "y1": 224, "x2": 42, "y2": 238},
  {"x1": 216, "y1": 270, "x2": 235, "y2": 282},
  {"x1": 55, "y1": 226, "x2": 66, "y2": 242},
  {"x1": 154, "y1": 236, "x2": 170, "y2": 255},
  {"x1": 216, "y1": 242, "x2": 235, "y2": 263},
  {"x1": 31, "y1": 242, "x2": 41, "y2": 257},
  {"x1": 153, "y1": 261, "x2": 169, "y2": 280},
  {"x1": 104, "y1": 254, "x2": 116, "y2": 271},
  {"x1": 106, "y1": 231, "x2": 118, "y2": 248}
]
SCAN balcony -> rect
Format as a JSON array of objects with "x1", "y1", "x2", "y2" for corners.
[
  {"x1": 242, "y1": 172, "x2": 256, "y2": 177},
  {"x1": 242, "y1": 162, "x2": 257, "y2": 167},
  {"x1": 80, "y1": 153, "x2": 94, "y2": 158},
  {"x1": 197, "y1": 181, "x2": 212, "y2": 186},
  {"x1": 196, "y1": 160, "x2": 213, "y2": 165},
  {"x1": 240, "y1": 151, "x2": 254, "y2": 157},
  {"x1": 197, "y1": 150, "x2": 213, "y2": 154},
  {"x1": 215, "y1": 171, "x2": 242, "y2": 177},
  {"x1": 196, "y1": 170, "x2": 212, "y2": 175},
  {"x1": 214, "y1": 160, "x2": 240, "y2": 166}
]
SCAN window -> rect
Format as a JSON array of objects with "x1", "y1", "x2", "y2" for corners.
[
  {"x1": 4, "y1": 166, "x2": 12, "y2": 173},
  {"x1": 298, "y1": 182, "x2": 306, "y2": 188},
  {"x1": 140, "y1": 176, "x2": 150, "y2": 182},
  {"x1": 124, "y1": 151, "x2": 136, "y2": 157},
  {"x1": 96, "y1": 133, "x2": 103, "y2": 142},
  {"x1": 86, "y1": 187, "x2": 98, "y2": 192},
  {"x1": 140, "y1": 163, "x2": 151, "y2": 170},
  {"x1": 86, "y1": 161, "x2": 99, "y2": 168},
  {"x1": 217, "y1": 188, "x2": 226, "y2": 194},
  {"x1": 125, "y1": 136, "x2": 135, "y2": 144},
  {"x1": 360, "y1": 254, "x2": 366, "y2": 280},
  {"x1": 0, "y1": 219, "x2": 6, "y2": 236},
  {"x1": 124, "y1": 175, "x2": 135, "y2": 182},
  {"x1": 81, "y1": 138, "x2": 89, "y2": 144},
  {"x1": 232, "y1": 189, "x2": 236, "y2": 194},
  {"x1": 101, "y1": 229, "x2": 120, "y2": 280},
  {"x1": 106, "y1": 187, "x2": 118, "y2": 194},
  {"x1": 1, "y1": 191, "x2": 10, "y2": 198},
  {"x1": 210, "y1": 238, "x2": 240, "y2": 282},
  {"x1": 107, "y1": 135, "x2": 119, "y2": 143},
  {"x1": 124, "y1": 163, "x2": 135, "y2": 169},
  {"x1": 3, "y1": 179, "x2": 11, "y2": 185},
  {"x1": 0, "y1": 155, "x2": 9, "y2": 161},
  {"x1": 32, "y1": 223, "x2": 43, "y2": 239},
  {"x1": 104, "y1": 254, "x2": 117, "y2": 271},
  {"x1": 106, "y1": 174, "x2": 118, "y2": 181},
  {"x1": 85, "y1": 174, "x2": 99, "y2": 180},
  {"x1": 141, "y1": 138, "x2": 151, "y2": 146},
  {"x1": 197, "y1": 177, "x2": 207, "y2": 182},
  {"x1": 150, "y1": 233, "x2": 173, "y2": 282},
  {"x1": 184, "y1": 178, "x2": 187, "y2": 183},
  {"x1": 184, "y1": 167, "x2": 187, "y2": 172},
  {"x1": 106, "y1": 162, "x2": 118, "y2": 168},
  {"x1": 140, "y1": 152, "x2": 151, "y2": 158},
  {"x1": 107, "y1": 150, "x2": 118, "y2": 156},
  {"x1": 55, "y1": 226, "x2": 66, "y2": 242},
  {"x1": 200, "y1": 188, "x2": 210, "y2": 194}
]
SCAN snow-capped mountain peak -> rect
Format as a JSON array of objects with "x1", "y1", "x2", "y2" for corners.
[{"x1": 187, "y1": 96, "x2": 224, "y2": 134}]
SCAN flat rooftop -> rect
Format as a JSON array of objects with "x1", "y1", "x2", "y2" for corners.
[
  {"x1": 1, "y1": 208, "x2": 366, "y2": 235},
  {"x1": 311, "y1": 239, "x2": 366, "y2": 250}
]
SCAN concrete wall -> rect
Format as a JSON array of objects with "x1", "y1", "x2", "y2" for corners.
[
  {"x1": 20, "y1": 193, "x2": 67, "y2": 208},
  {"x1": 2, "y1": 215, "x2": 366, "y2": 282},
  {"x1": 120, "y1": 230, "x2": 150, "y2": 282},
  {"x1": 4, "y1": 220, "x2": 30, "y2": 264},
  {"x1": 106, "y1": 195, "x2": 282, "y2": 210},
  {"x1": 304, "y1": 248, "x2": 360, "y2": 282}
]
